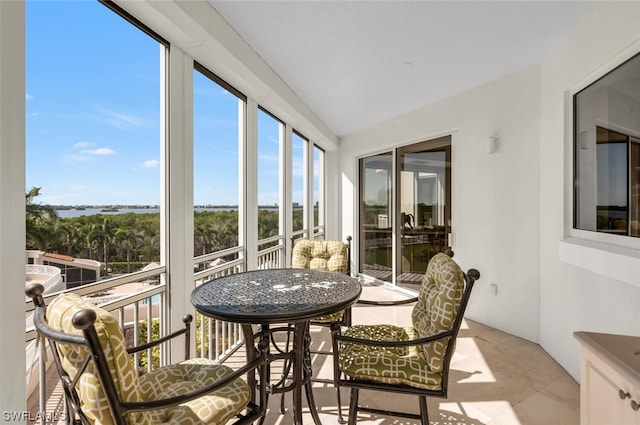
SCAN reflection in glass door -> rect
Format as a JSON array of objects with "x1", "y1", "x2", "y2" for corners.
[
  {"x1": 396, "y1": 138, "x2": 451, "y2": 291},
  {"x1": 358, "y1": 136, "x2": 451, "y2": 291},
  {"x1": 359, "y1": 153, "x2": 393, "y2": 283}
]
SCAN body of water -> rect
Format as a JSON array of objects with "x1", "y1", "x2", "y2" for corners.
[{"x1": 55, "y1": 206, "x2": 283, "y2": 218}]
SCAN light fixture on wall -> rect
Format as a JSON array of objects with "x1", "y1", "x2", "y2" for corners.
[{"x1": 487, "y1": 135, "x2": 498, "y2": 154}]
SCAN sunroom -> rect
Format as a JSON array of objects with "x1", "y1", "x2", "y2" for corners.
[{"x1": 3, "y1": 1, "x2": 640, "y2": 424}]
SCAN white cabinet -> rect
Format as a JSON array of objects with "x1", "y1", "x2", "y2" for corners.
[{"x1": 575, "y1": 332, "x2": 640, "y2": 425}]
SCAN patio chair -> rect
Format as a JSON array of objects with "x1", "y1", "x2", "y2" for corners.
[
  {"x1": 330, "y1": 251, "x2": 480, "y2": 424},
  {"x1": 291, "y1": 236, "x2": 352, "y2": 326},
  {"x1": 274, "y1": 236, "x2": 352, "y2": 412},
  {"x1": 26, "y1": 283, "x2": 268, "y2": 425}
]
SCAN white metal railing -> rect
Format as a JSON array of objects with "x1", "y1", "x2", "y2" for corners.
[
  {"x1": 193, "y1": 247, "x2": 246, "y2": 362},
  {"x1": 257, "y1": 234, "x2": 285, "y2": 269},
  {"x1": 26, "y1": 234, "x2": 328, "y2": 421},
  {"x1": 25, "y1": 266, "x2": 168, "y2": 423}
]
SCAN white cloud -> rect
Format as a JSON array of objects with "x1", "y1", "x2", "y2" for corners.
[
  {"x1": 81, "y1": 148, "x2": 115, "y2": 156},
  {"x1": 91, "y1": 105, "x2": 154, "y2": 130},
  {"x1": 140, "y1": 159, "x2": 159, "y2": 168},
  {"x1": 73, "y1": 141, "x2": 92, "y2": 149},
  {"x1": 26, "y1": 93, "x2": 34, "y2": 101}
]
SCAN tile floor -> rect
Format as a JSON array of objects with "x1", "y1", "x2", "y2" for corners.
[
  {"x1": 28, "y1": 282, "x2": 580, "y2": 425},
  {"x1": 226, "y1": 283, "x2": 581, "y2": 425}
]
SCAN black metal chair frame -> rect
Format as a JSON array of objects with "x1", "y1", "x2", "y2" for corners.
[
  {"x1": 26, "y1": 283, "x2": 269, "y2": 425},
  {"x1": 330, "y1": 255, "x2": 480, "y2": 425}
]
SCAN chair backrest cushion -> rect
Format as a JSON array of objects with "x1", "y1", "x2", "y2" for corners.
[
  {"x1": 47, "y1": 293, "x2": 151, "y2": 425},
  {"x1": 411, "y1": 252, "x2": 465, "y2": 373},
  {"x1": 291, "y1": 239, "x2": 348, "y2": 273}
]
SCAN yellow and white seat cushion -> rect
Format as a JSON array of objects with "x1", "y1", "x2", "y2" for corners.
[
  {"x1": 291, "y1": 239, "x2": 349, "y2": 323},
  {"x1": 48, "y1": 293, "x2": 251, "y2": 425},
  {"x1": 337, "y1": 252, "x2": 464, "y2": 390}
]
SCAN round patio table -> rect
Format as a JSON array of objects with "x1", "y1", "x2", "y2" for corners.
[{"x1": 191, "y1": 268, "x2": 362, "y2": 425}]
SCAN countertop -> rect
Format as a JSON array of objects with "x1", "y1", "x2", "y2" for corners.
[{"x1": 575, "y1": 331, "x2": 640, "y2": 388}]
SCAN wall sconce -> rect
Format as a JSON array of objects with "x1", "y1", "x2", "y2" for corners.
[{"x1": 486, "y1": 136, "x2": 498, "y2": 154}]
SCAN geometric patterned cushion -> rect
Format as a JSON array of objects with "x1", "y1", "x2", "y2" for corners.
[
  {"x1": 336, "y1": 253, "x2": 465, "y2": 390},
  {"x1": 291, "y1": 240, "x2": 348, "y2": 273},
  {"x1": 292, "y1": 239, "x2": 349, "y2": 322},
  {"x1": 47, "y1": 293, "x2": 252, "y2": 425},
  {"x1": 138, "y1": 358, "x2": 251, "y2": 425},
  {"x1": 411, "y1": 252, "x2": 464, "y2": 372},
  {"x1": 337, "y1": 325, "x2": 442, "y2": 390},
  {"x1": 48, "y1": 292, "x2": 152, "y2": 425}
]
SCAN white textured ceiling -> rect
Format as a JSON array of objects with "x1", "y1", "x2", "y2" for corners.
[{"x1": 209, "y1": 1, "x2": 595, "y2": 137}]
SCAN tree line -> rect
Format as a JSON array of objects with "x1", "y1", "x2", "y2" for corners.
[{"x1": 26, "y1": 187, "x2": 304, "y2": 275}]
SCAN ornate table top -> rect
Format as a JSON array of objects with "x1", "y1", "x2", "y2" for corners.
[{"x1": 191, "y1": 268, "x2": 362, "y2": 324}]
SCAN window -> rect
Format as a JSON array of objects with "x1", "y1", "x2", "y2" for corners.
[
  {"x1": 257, "y1": 108, "x2": 284, "y2": 241},
  {"x1": 26, "y1": 0, "x2": 164, "y2": 274},
  {"x1": 292, "y1": 132, "x2": 306, "y2": 234},
  {"x1": 313, "y1": 145, "x2": 325, "y2": 233},
  {"x1": 574, "y1": 53, "x2": 640, "y2": 239},
  {"x1": 193, "y1": 64, "x2": 245, "y2": 255}
]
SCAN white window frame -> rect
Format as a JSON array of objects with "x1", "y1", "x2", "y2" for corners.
[{"x1": 560, "y1": 39, "x2": 640, "y2": 287}]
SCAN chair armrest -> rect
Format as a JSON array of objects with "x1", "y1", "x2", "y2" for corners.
[
  {"x1": 127, "y1": 314, "x2": 193, "y2": 357},
  {"x1": 121, "y1": 338, "x2": 269, "y2": 414},
  {"x1": 355, "y1": 296, "x2": 418, "y2": 306},
  {"x1": 330, "y1": 323, "x2": 454, "y2": 349}
]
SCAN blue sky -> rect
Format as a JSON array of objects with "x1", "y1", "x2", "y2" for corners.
[{"x1": 27, "y1": 0, "x2": 300, "y2": 207}]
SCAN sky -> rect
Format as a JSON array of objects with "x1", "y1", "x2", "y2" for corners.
[{"x1": 26, "y1": 0, "x2": 309, "y2": 207}]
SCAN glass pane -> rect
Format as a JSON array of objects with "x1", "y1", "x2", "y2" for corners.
[
  {"x1": 631, "y1": 140, "x2": 640, "y2": 237},
  {"x1": 26, "y1": 1, "x2": 161, "y2": 278},
  {"x1": 595, "y1": 135, "x2": 628, "y2": 234},
  {"x1": 292, "y1": 133, "x2": 305, "y2": 233},
  {"x1": 257, "y1": 109, "x2": 282, "y2": 240},
  {"x1": 397, "y1": 150, "x2": 449, "y2": 290},
  {"x1": 193, "y1": 69, "x2": 241, "y2": 254},
  {"x1": 313, "y1": 146, "x2": 324, "y2": 230},
  {"x1": 574, "y1": 53, "x2": 640, "y2": 238},
  {"x1": 359, "y1": 153, "x2": 393, "y2": 282}
]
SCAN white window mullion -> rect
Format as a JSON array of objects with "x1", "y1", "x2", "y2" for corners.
[
  {"x1": 282, "y1": 125, "x2": 293, "y2": 266},
  {"x1": 314, "y1": 144, "x2": 326, "y2": 236},
  {"x1": 243, "y1": 99, "x2": 259, "y2": 270},
  {"x1": 0, "y1": 1, "x2": 26, "y2": 416},
  {"x1": 303, "y1": 138, "x2": 311, "y2": 237},
  {"x1": 165, "y1": 47, "x2": 194, "y2": 361}
]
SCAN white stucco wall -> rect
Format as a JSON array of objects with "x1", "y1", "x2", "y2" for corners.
[
  {"x1": 339, "y1": 66, "x2": 542, "y2": 343},
  {"x1": 539, "y1": 2, "x2": 640, "y2": 381}
]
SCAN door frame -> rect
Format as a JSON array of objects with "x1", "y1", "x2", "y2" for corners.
[{"x1": 358, "y1": 135, "x2": 452, "y2": 288}]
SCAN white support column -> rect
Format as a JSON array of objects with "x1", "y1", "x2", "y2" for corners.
[
  {"x1": 0, "y1": 1, "x2": 26, "y2": 420},
  {"x1": 282, "y1": 125, "x2": 293, "y2": 266},
  {"x1": 243, "y1": 99, "x2": 259, "y2": 270},
  {"x1": 164, "y1": 47, "x2": 194, "y2": 361}
]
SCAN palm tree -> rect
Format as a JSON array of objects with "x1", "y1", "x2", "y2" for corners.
[
  {"x1": 81, "y1": 223, "x2": 103, "y2": 260},
  {"x1": 194, "y1": 222, "x2": 213, "y2": 256},
  {"x1": 99, "y1": 217, "x2": 115, "y2": 271},
  {"x1": 26, "y1": 186, "x2": 58, "y2": 250},
  {"x1": 54, "y1": 221, "x2": 79, "y2": 256},
  {"x1": 115, "y1": 228, "x2": 143, "y2": 273}
]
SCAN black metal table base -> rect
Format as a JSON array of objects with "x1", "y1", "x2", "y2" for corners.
[{"x1": 243, "y1": 323, "x2": 322, "y2": 425}]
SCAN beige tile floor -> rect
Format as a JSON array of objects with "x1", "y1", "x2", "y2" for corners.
[
  {"x1": 28, "y1": 283, "x2": 580, "y2": 425},
  {"x1": 227, "y1": 283, "x2": 580, "y2": 425}
]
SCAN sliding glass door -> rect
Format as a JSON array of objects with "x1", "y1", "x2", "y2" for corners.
[
  {"x1": 359, "y1": 136, "x2": 451, "y2": 291},
  {"x1": 359, "y1": 153, "x2": 394, "y2": 282},
  {"x1": 396, "y1": 137, "x2": 451, "y2": 291}
]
